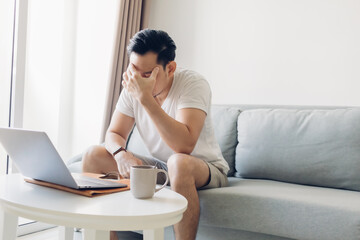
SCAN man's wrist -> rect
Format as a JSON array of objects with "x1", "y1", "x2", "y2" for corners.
[{"x1": 139, "y1": 92, "x2": 155, "y2": 105}]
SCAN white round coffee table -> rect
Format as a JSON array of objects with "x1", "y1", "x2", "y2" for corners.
[{"x1": 0, "y1": 174, "x2": 187, "y2": 240}]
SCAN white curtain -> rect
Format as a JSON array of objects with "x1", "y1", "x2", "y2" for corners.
[{"x1": 100, "y1": 0, "x2": 150, "y2": 142}]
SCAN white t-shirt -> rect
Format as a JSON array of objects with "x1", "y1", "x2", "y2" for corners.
[{"x1": 116, "y1": 68, "x2": 229, "y2": 174}]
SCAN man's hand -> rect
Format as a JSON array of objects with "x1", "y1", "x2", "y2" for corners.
[
  {"x1": 114, "y1": 151, "x2": 143, "y2": 178},
  {"x1": 122, "y1": 64, "x2": 159, "y2": 103}
]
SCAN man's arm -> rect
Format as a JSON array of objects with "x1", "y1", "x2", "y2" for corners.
[
  {"x1": 105, "y1": 110, "x2": 142, "y2": 178},
  {"x1": 123, "y1": 63, "x2": 206, "y2": 154},
  {"x1": 141, "y1": 98, "x2": 206, "y2": 154},
  {"x1": 105, "y1": 110, "x2": 134, "y2": 154}
]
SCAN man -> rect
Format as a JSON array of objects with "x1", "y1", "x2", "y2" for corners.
[{"x1": 82, "y1": 29, "x2": 229, "y2": 240}]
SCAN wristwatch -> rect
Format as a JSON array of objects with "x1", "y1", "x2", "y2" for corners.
[{"x1": 112, "y1": 146, "x2": 127, "y2": 156}]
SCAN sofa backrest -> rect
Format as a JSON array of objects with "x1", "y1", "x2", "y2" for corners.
[
  {"x1": 208, "y1": 104, "x2": 345, "y2": 178},
  {"x1": 127, "y1": 104, "x2": 360, "y2": 191},
  {"x1": 235, "y1": 107, "x2": 360, "y2": 192}
]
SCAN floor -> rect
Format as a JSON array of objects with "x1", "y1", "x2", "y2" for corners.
[
  {"x1": 17, "y1": 227, "x2": 82, "y2": 240},
  {"x1": 17, "y1": 227, "x2": 143, "y2": 240}
]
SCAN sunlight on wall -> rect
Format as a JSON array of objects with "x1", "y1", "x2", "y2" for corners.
[{"x1": 148, "y1": 0, "x2": 360, "y2": 106}]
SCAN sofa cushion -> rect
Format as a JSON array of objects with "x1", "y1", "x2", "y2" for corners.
[
  {"x1": 235, "y1": 108, "x2": 360, "y2": 191},
  {"x1": 199, "y1": 177, "x2": 360, "y2": 240},
  {"x1": 211, "y1": 106, "x2": 240, "y2": 176},
  {"x1": 66, "y1": 153, "x2": 82, "y2": 173}
]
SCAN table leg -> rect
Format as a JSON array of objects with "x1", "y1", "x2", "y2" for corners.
[
  {"x1": 83, "y1": 229, "x2": 110, "y2": 240},
  {"x1": 0, "y1": 209, "x2": 18, "y2": 240},
  {"x1": 59, "y1": 226, "x2": 74, "y2": 240},
  {"x1": 143, "y1": 228, "x2": 164, "y2": 240}
]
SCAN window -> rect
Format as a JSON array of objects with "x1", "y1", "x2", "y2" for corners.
[
  {"x1": 4, "y1": 0, "x2": 120, "y2": 167},
  {"x1": 0, "y1": 0, "x2": 15, "y2": 175},
  {"x1": 1, "y1": 0, "x2": 121, "y2": 236}
]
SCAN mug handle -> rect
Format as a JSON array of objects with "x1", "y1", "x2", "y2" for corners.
[{"x1": 155, "y1": 169, "x2": 169, "y2": 193}]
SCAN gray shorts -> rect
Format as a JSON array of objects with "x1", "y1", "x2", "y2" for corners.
[{"x1": 133, "y1": 153, "x2": 228, "y2": 189}]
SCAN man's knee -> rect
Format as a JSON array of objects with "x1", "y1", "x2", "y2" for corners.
[
  {"x1": 168, "y1": 153, "x2": 194, "y2": 172},
  {"x1": 168, "y1": 153, "x2": 211, "y2": 189},
  {"x1": 82, "y1": 145, "x2": 107, "y2": 171},
  {"x1": 167, "y1": 153, "x2": 196, "y2": 185}
]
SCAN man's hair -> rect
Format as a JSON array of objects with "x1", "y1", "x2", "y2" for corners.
[{"x1": 127, "y1": 29, "x2": 177, "y2": 69}]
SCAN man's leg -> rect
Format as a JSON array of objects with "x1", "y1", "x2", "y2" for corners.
[
  {"x1": 82, "y1": 145, "x2": 119, "y2": 174},
  {"x1": 167, "y1": 153, "x2": 210, "y2": 240},
  {"x1": 82, "y1": 146, "x2": 167, "y2": 176},
  {"x1": 82, "y1": 145, "x2": 119, "y2": 240}
]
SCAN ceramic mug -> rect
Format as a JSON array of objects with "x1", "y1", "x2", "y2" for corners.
[{"x1": 130, "y1": 165, "x2": 169, "y2": 199}]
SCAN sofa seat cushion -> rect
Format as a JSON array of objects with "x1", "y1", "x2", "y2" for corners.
[
  {"x1": 66, "y1": 153, "x2": 83, "y2": 173},
  {"x1": 196, "y1": 226, "x2": 294, "y2": 240},
  {"x1": 199, "y1": 177, "x2": 360, "y2": 240},
  {"x1": 235, "y1": 108, "x2": 360, "y2": 191}
]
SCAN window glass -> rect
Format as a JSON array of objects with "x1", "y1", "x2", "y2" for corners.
[{"x1": 21, "y1": 0, "x2": 118, "y2": 164}]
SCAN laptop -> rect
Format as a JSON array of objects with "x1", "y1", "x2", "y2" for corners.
[{"x1": 0, "y1": 127, "x2": 126, "y2": 189}]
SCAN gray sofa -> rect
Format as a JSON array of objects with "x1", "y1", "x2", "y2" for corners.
[{"x1": 67, "y1": 104, "x2": 360, "y2": 240}]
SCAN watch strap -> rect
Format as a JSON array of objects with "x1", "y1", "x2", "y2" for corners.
[{"x1": 112, "y1": 146, "x2": 126, "y2": 156}]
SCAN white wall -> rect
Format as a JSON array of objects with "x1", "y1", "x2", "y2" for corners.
[{"x1": 148, "y1": 0, "x2": 360, "y2": 106}]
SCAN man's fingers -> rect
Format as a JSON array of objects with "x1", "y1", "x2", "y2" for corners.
[
  {"x1": 128, "y1": 63, "x2": 137, "y2": 77},
  {"x1": 123, "y1": 72, "x2": 128, "y2": 81},
  {"x1": 122, "y1": 72, "x2": 127, "y2": 84},
  {"x1": 118, "y1": 163, "x2": 127, "y2": 178},
  {"x1": 122, "y1": 73, "x2": 129, "y2": 90},
  {"x1": 126, "y1": 67, "x2": 133, "y2": 79},
  {"x1": 135, "y1": 157, "x2": 143, "y2": 166},
  {"x1": 120, "y1": 168, "x2": 129, "y2": 179},
  {"x1": 150, "y1": 67, "x2": 159, "y2": 79}
]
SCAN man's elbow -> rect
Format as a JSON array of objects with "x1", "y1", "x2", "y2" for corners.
[{"x1": 173, "y1": 142, "x2": 196, "y2": 155}]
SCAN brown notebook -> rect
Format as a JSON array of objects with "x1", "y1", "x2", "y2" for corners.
[{"x1": 25, "y1": 172, "x2": 130, "y2": 197}]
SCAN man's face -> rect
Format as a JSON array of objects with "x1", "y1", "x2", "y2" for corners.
[{"x1": 129, "y1": 52, "x2": 168, "y2": 96}]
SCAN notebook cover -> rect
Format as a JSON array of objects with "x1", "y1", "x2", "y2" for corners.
[{"x1": 24, "y1": 172, "x2": 130, "y2": 197}]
